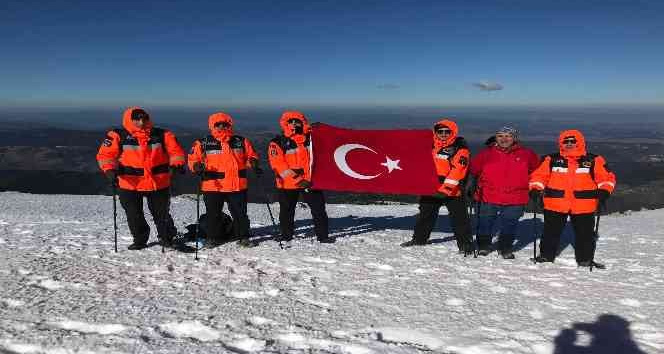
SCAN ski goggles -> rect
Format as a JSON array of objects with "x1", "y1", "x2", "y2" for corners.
[
  {"x1": 562, "y1": 138, "x2": 577, "y2": 144},
  {"x1": 287, "y1": 119, "x2": 303, "y2": 125},
  {"x1": 435, "y1": 128, "x2": 452, "y2": 135}
]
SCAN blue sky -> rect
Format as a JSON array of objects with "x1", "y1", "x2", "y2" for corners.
[{"x1": 1, "y1": 0, "x2": 663, "y2": 108}]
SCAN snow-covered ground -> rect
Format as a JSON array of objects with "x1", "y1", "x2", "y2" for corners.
[{"x1": 0, "y1": 191, "x2": 662, "y2": 354}]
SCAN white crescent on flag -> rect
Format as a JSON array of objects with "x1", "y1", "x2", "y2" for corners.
[{"x1": 333, "y1": 144, "x2": 382, "y2": 180}]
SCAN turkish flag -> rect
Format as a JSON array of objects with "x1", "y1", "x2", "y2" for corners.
[{"x1": 311, "y1": 123, "x2": 439, "y2": 195}]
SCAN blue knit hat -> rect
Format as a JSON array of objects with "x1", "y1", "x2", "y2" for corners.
[{"x1": 496, "y1": 125, "x2": 518, "y2": 140}]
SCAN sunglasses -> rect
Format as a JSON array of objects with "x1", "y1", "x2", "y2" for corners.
[
  {"x1": 562, "y1": 138, "x2": 577, "y2": 144},
  {"x1": 436, "y1": 129, "x2": 452, "y2": 134},
  {"x1": 214, "y1": 121, "x2": 231, "y2": 128},
  {"x1": 131, "y1": 111, "x2": 149, "y2": 121}
]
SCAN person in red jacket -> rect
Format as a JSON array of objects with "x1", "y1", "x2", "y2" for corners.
[
  {"x1": 188, "y1": 112, "x2": 261, "y2": 248},
  {"x1": 401, "y1": 119, "x2": 474, "y2": 254},
  {"x1": 268, "y1": 111, "x2": 334, "y2": 244},
  {"x1": 529, "y1": 130, "x2": 616, "y2": 266},
  {"x1": 96, "y1": 107, "x2": 185, "y2": 250},
  {"x1": 468, "y1": 126, "x2": 540, "y2": 259}
]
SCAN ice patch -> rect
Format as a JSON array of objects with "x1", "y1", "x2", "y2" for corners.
[
  {"x1": 227, "y1": 337, "x2": 266, "y2": 352},
  {"x1": 364, "y1": 263, "x2": 394, "y2": 271},
  {"x1": 1, "y1": 298, "x2": 25, "y2": 307},
  {"x1": 159, "y1": 321, "x2": 220, "y2": 342},
  {"x1": 226, "y1": 291, "x2": 261, "y2": 299},
  {"x1": 520, "y1": 290, "x2": 542, "y2": 297},
  {"x1": 264, "y1": 288, "x2": 280, "y2": 296},
  {"x1": 548, "y1": 281, "x2": 565, "y2": 287},
  {"x1": 36, "y1": 279, "x2": 65, "y2": 290},
  {"x1": 0, "y1": 238, "x2": 5, "y2": 244},
  {"x1": 51, "y1": 320, "x2": 127, "y2": 335},
  {"x1": 338, "y1": 290, "x2": 362, "y2": 297},
  {"x1": 445, "y1": 298, "x2": 465, "y2": 306},
  {"x1": 490, "y1": 285, "x2": 508, "y2": 293},
  {"x1": 247, "y1": 316, "x2": 277, "y2": 326},
  {"x1": 529, "y1": 310, "x2": 544, "y2": 320},
  {"x1": 619, "y1": 298, "x2": 642, "y2": 307},
  {"x1": 302, "y1": 256, "x2": 337, "y2": 264}
]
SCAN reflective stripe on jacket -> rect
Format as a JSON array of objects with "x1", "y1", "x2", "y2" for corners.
[{"x1": 188, "y1": 135, "x2": 258, "y2": 192}]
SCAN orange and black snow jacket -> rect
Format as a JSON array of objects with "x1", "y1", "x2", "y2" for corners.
[
  {"x1": 268, "y1": 111, "x2": 312, "y2": 190},
  {"x1": 96, "y1": 107, "x2": 185, "y2": 191},
  {"x1": 529, "y1": 130, "x2": 616, "y2": 214},
  {"x1": 432, "y1": 119, "x2": 470, "y2": 197},
  {"x1": 187, "y1": 112, "x2": 259, "y2": 192}
]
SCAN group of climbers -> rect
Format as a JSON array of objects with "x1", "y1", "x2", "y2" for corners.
[
  {"x1": 96, "y1": 107, "x2": 616, "y2": 267},
  {"x1": 398, "y1": 120, "x2": 615, "y2": 267}
]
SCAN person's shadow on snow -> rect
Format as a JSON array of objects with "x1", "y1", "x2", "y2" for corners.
[
  {"x1": 511, "y1": 215, "x2": 591, "y2": 258},
  {"x1": 250, "y1": 210, "x2": 457, "y2": 245},
  {"x1": 553, "y1": 314, "x2": 646, "y2": 354}
]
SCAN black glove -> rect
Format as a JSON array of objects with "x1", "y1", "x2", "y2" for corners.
[
  {"x1": 434, "y1": 191, "x2": 449, "y2": 199},
  {"x1": 598, "y1": 189, "x2": 610, "y2": 209},
  {"x1": 104, "y1": 169, "x2": 118, "y2": 185},
  {"x1": 296, "y1": 180, "x2": 312, "y2": 189},
  {"x1": 250, "y1": 159, "x2": 263, "y2": 176},
  {"x1": 464, "y1": 175, "x2": 477, "y2": 201},
  {"x1": 170, "y1": 165, "x2": 185, "y2": 175},
  {"x1": 529, "y1": 189, "x2": 542, "y2": 200},
  {"x1": 192, "y1": 162, "x2": 205, "y2": 175}
]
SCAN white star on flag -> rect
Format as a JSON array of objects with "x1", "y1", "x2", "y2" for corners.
[{"x1": 381, "y1": 156, "x2": 402, "y2": 173}]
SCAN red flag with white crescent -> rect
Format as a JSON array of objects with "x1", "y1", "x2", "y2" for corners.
[{"x1": 310, "y1": 123, "x2": 439, "y2": 195}]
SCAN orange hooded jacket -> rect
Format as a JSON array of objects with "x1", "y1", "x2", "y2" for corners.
[
  {"x1": 96, "y1": 107, "x2": 185, "y2": 191},
  {"x1": 267, "y1": 111, "x2": 312, "y2": 189},
  {"x1": 432, "y1": 119, "x2": 470, "y2": 197},
  {"x1": 187, "y1": 112, "x2": 259, "y2": 192},
  {"x1": 529, "y1": 130, "x2": 616, "y2": 214}
]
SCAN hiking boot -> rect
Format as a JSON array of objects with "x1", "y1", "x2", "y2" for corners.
[
  {"x1": 318, "y1": 237, "x2": 336, "y2": 244},
  {"x1": 128, "y1": 243, "x2": 148, "y2": 250},
  {"x1": 275, "y1": 235, "x2": 293, "y2": 242},
  {"x1": 160, "y1": 238, "x2": 174, "y2": 248},
  {"x1": 400, "y1": 239, "x2": 425, "y2": 247},
  {"x1": 237, "y1": 238, "x2": 257, "y2": 248},
  {"x1": 501, "y1": 251, "x2": 515, "y2": 259},
  {"x1": 477, "y1": 235, "x2": 491, "y2": 256},
  {"x1": 534, "y1": 255, "x2": 554, "y2": 263},
  {"x1": 577, "y1": 261, "x2": 592, "y2": 267}
]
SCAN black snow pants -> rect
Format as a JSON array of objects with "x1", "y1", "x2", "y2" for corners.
[
  {"x1": 278, "y1": 189, "x2": 328, "y2": 240},
  {"x1": 412, "y1": 195, "x2": 472, "y2": 250},
  {"x1": 540, "y1": 210, "x2": 595, "y2": 263},
  {"x1": 118, "y1": 188, "x2": 177, "y2": 245},
  {"x1": 203, "y1": 190, "x2": 250, "y2": 242}
]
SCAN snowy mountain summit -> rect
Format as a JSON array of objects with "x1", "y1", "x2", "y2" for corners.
[{"x1": 0, "y1": 192, "x2": 662, "y2": 354}]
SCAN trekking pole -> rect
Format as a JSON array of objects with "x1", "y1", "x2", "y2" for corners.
[
  {"x1": 531, "y1": 194, "x2": 542, "y2": 263},
  {"x1": 589, "y1": 201, "x2": 606, "y2": 272},
  {"x1": 112, "y1": 182, "x2": 118, "y2": 253},
  {"x1": 256, "y1": 173, "x2": 280, "y2": 247},
  {"x1": 194, "y1": 174, "x2": 202, "y2": 261},
  {"x1": 532, "y1": 209, "x2": 537, "y2": 263}
]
